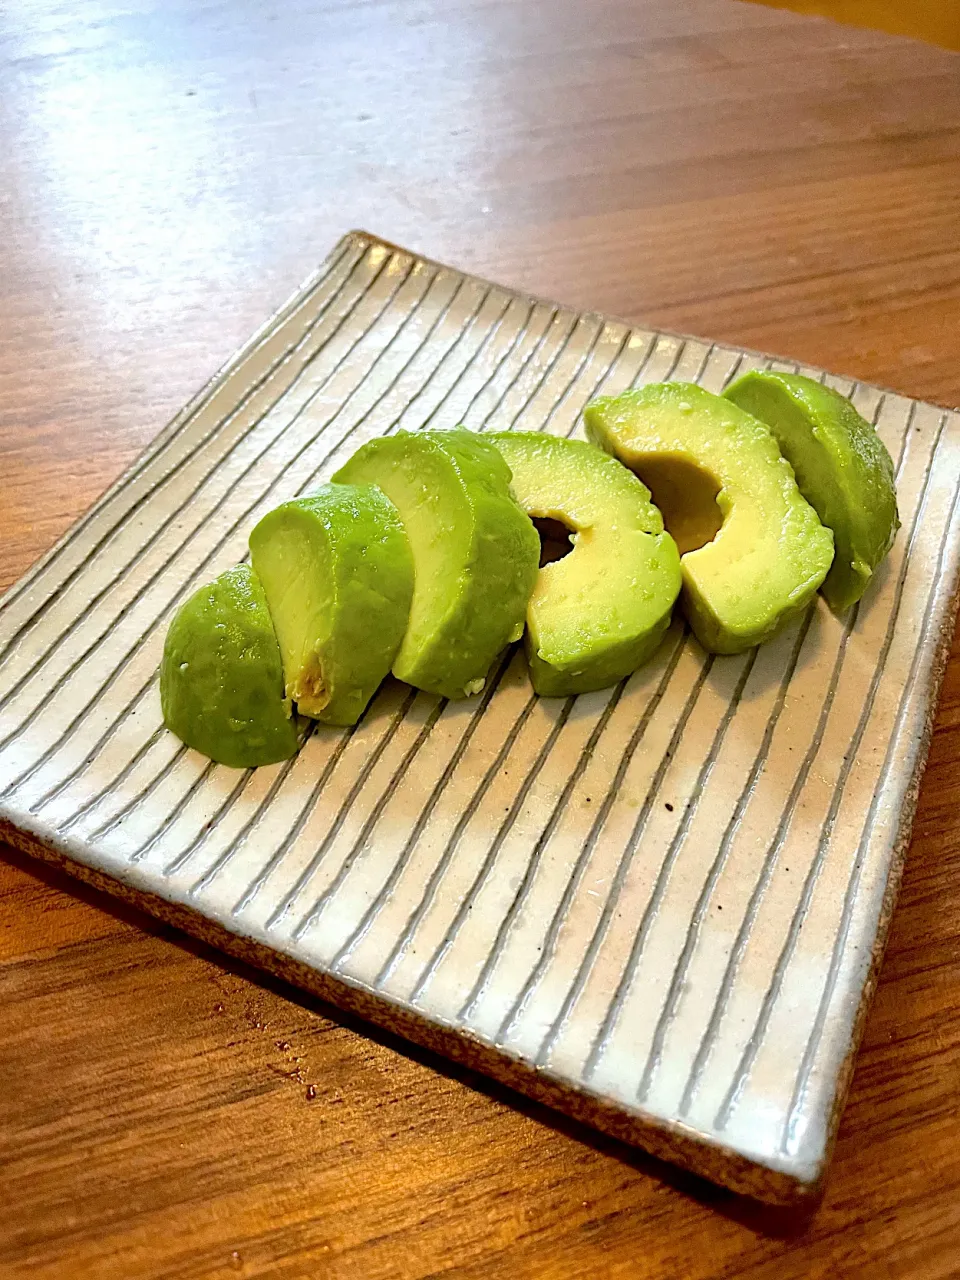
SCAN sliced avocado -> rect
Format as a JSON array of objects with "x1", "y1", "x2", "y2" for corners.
[
  {"x1": 249, "y1": 483, "x2": 413, "y2": 727},
  {"x1": 160, "y1": 564, "x2": 299, "y2": 768},
  {"x1": 723, "y1": 370, "x2": 900, "y2": 611},
  {"x1": 488, "y1": 432, "x2": 681, "y2": 695},
  {"x1": 584, "y1": 383, "x2": 835, "y2": 655},
  {"x1": 333, "y1": 429, "x2": 540, "y2": 699}
]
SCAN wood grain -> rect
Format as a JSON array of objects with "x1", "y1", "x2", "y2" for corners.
[{"x1": 1, "y1": 1, "x2": 959, "y2": 1276}]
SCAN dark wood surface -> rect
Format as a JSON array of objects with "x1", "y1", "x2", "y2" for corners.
[{"x1": 2, "y1": 2, "x2": 960, "y2": 1275}]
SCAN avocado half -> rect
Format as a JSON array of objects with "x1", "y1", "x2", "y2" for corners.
[
  {"x1": 249, "y1": 482, "x2": 414, "y2": 727},
  {"x1": 333, "y1": 429, "x2": 540, "y2": 700},
  {"x1": 723, "y1": 370, "x2": 899, "y2": 612},
  {"x1": 160, "y1": 564, "x2": 299, "y2": 768},
  {"x1": 585, "y1": 383, "x2": 835, "y2": 655},
  {"x1": 488, "y1": 432, "x2": 681, "y2": 695}
]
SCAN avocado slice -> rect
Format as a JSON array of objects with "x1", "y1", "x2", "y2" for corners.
[
  {"x1": 723, "y1": 370, "x2": 900, "y2": 612},
  {"x1": 584, "y1": 383, "x2": 835, "y2": 655},
  {"x1": 487, "y1": 432, "x2": 681, "y2": 695},
  {"x1": 249, "y1": 483, "x2": 414, "y2": 726},
  {"x1": 333, "y1": 429, "x2": 540, "y2": 699},
  {"x1": 160, "y1": 564, "x2": 299, "y2": 768}
]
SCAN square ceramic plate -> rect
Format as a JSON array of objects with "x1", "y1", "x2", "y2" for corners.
[{"x1": 2, "y1": 231, "x2": 958, "y2": 1205}]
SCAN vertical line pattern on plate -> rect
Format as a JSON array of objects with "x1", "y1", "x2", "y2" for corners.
[
  {"x1": 536, "y1": 319, "x2": 621, "y2": 436},
  {"x1": 457, "y1": 678, "x2": 629, "y2": 1024},
  {"x1": 408, "y1": 696, "x2": 577, "y2": 1008},
  {"x1": 583, "y1": 646, "x2": 759, "y2": 1082},
  {"x1": 471, "y1": 307, "x2": 567, "y2": 429},
  {"x1": 290, "y1": 698, "x2": 450, "y2": 942},
  {"x1": 534, "y1": 649, "x2": 715, "y2": 1067},
  {"x1": 635, "y1": 607, "x2": 816, "y2": 1103},
  {"x1": 171, "y1": 727, "x2": 326, "y2": 882},
  {"x1": 280, "y1": 311, "x2": 623, "y2": 954},
  {"x1": 630, "y1": 364, "x2": 828, "y2": 1103},
  {"x1": 490, "y1": 339, "x2": 733, "y2": 1053},
  {"x1": 562, "y1": 330, "x2": 651, "y2": 439},
  {"x1": 715, "y1": 408, "x2": 947, "y2": 1131},
  {"x1": 230, "y1": 721, "x2": 368, "y2": 916},
  {"x1": 478, "y1": 312, "x2": 591, "y2": 432},
  {"x1": 781, "y1": 454, "x2": 960, "y2": 1153},
  {"x1": 188, "y1": 293, "x2": 606, "y2": 901},
  {"x1": 495, "y1": 630, "x2": 688, "y2": 1046},
  {"x1": 366, "y1": 329, "x2": 674, "y2": 999},
  {"x1": 355, "y1": 333, "x2": 649, "y2": 991},
  {"x1": 256, "y1": 688, "x2": 421, "y2": 930},
  {"x1": 325, "y1": 649, "x2": 513, "y2": 971},
  {"x1": 677, "y1": 394, "x2": 907, "y2": 1117},
  {"x1": 372, "y1": 684, "x2": 541, "y2": 992},
  {"x1": 53, "y1": 726, "x2": 172, "y2": 831}
]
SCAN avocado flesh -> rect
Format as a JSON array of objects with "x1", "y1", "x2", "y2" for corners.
[
  {"x1": 249, "y1": 483, "x2": 413, "y2": 727},
  {"x1": 333, "y1": 430, "x2": 540, "y2": 699},
  {"x1": 488, "y1": 432, "x2": 681, "y2": 695},
  {"x1": 160, "y1": 564, "x2": 298, "y2": 768},
  {"x1": 723, "y1": 371, "x2": 900, "y2": 612},
  {"x1": 584, "y1": 383, "x2": 835, "y2": 655}
]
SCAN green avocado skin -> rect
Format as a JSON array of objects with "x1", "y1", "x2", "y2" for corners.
[
  {"x1": 724, "y1": 371, "x2": 900, "y2": 611},
  {"x1": 249, "y1": 483, "x2": 414, "y2": 726},
  {"x1": 333, "y1": 430, "x2": 540, "y2": 700},
  {"x1": 160, "y1": 565, "x2": 299, "y2": 768},
  {"x1": 488, "y1": 432, "x2": 681, "y2": 696}
]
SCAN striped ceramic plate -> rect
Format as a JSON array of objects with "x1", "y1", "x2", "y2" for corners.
[{"x1": 2, "y1": 231, "x2": 958, "y2": 1205}]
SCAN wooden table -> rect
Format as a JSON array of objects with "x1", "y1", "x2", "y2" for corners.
[{"x1": 2, "y1": 2, "x2": 959, "y2": 1275}]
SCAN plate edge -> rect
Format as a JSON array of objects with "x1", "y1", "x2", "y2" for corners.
[{"x1": 0, "y1": 817, "x2": 822, "y2": 1207}]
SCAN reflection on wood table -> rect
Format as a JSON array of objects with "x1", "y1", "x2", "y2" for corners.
[{"x1": 1, "y1": 1, "x2": 959, "y2": 1277}]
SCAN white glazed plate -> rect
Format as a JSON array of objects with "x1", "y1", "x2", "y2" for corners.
[{"x1": 2, "y1": 231, "x2": 958, "y2": 1204}]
